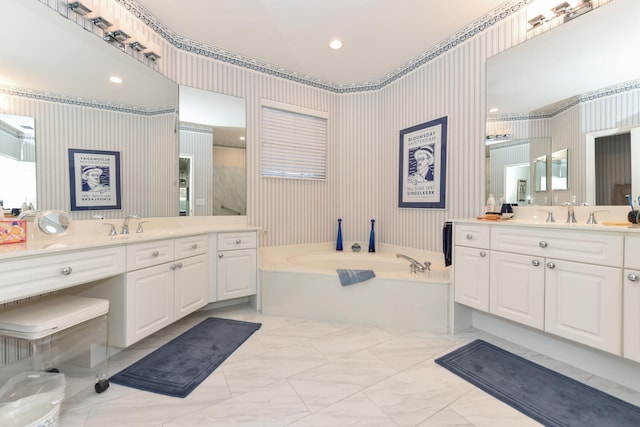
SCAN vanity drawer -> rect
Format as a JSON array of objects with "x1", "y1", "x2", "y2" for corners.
[
  {"x1": 126, "y1": 239, "x2": 174, "y2": 271},
  {"x1": 492, "y1": 227, "x2": 623, "y2": 267},
  {"x1": 0, "y1": 247, "x2": 126, "y2": 304},
  {"x1": 454, "y1": 223, "x2": 490, "y2": 248},
  {"x1": 625, "y1": 236, "x2": 640, "y2": 270},
  {"x1": 217, "y1": 232, "x2": 257, "y2": 250},
  {"x1": 175, "y1": 234, "x2": 208, "y2": 259}
]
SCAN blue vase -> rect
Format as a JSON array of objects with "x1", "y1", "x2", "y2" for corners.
[
  {"x1": 336, "y1": 218, "x2": 343, "y2": 251},
  {"x1": 368, "y1": 219, "x2": 376, "y2": 252}
]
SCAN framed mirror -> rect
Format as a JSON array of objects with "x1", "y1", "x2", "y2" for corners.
[
  {"x1": 179, "y1": 86, "x2": 246, "y2": 216},
  {"x1": 0, "y1": 114, "x2": 36, "y2": 216}
]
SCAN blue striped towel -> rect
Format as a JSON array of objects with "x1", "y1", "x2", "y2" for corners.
[{"x1": 336, "y1": 269, "x2": 376, "y2": 286}]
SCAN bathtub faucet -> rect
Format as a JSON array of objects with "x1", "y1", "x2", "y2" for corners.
[{"x1": 396, "y1": 254, "x2": 431, "y2": 273}]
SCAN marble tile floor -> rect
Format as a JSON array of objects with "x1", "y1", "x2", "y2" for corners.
[{"x1": 57, "y1": 304, "x2": 640, "y2": 426}]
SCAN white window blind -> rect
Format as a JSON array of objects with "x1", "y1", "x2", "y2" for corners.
[{"x1": 261, "y1": 103, "x2": 328, "y2": 180}]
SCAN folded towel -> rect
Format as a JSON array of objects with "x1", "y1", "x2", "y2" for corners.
[{"x1": 336, "y1": 269, "x2": 376, "y2": 286}]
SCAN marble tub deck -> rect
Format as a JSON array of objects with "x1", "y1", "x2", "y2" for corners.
[{"x1": 59, "y1": 304, "x2": 640, "y2": 426}]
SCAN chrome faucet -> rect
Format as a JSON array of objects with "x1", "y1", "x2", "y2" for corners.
[
  {"x1": 121, "y1": 214, "x2": 140, "y2": 234},
  {"x1": 396, "y1": 254, "x2": 431, "y2": 273},
  {"x1": 563, "y1": 202, "x2": 577, "y2": 224}
]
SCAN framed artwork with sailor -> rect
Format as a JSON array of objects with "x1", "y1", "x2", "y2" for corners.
[{"x1": 68, "y1": 148, "x2": 121, "y2": 211}]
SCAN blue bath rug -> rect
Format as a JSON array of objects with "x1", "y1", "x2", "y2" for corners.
[
  {"x1": 110, "y1": 317, "x2": 261, "y2": 398},
  {"x1": 435, "y1": 339, "x2": 640, "y2": 427}
]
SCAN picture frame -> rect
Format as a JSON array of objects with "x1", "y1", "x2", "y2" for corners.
[
  {"x1": 517, "y1": 179, "x2": 527, "y2": 202},
  {"x1": 398, "y1": 116, "x2": 448, "y2": 209},
  {"x1": 68, "y1": 148, "x2": 121, "y2": 211}
]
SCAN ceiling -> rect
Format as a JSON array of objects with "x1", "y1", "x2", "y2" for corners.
[{"x1": 133, "y1": 0, "x2": 509, "y2": 86}]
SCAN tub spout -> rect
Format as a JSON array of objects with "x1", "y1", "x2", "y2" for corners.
[{"x1": 396, "y1": 254, "x2": 430, "y2": 273}]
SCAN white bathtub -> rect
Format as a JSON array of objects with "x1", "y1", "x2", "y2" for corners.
[{"x1": 259, "y1": 242, "x2": 451, "y2": 332}]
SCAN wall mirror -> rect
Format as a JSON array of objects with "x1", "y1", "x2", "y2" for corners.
[
  {"x1": 551, "y1": 149, "x2": 568, "y2": 191},
  {"x1": 534, "y1": 154, "x2": 548, "y2": 192},
  {"x1": 486, "y1": 0, "x2": 640, "y2": 205},
  {"x1": 179, "y1": 86, "x2": 246, "y2": 216},
  {"x1": 0, "y1": 114, "x2": 36, "y2": 215},
  {"x1": 1, "y1": 1, "x2": 178, "y2": 215}
]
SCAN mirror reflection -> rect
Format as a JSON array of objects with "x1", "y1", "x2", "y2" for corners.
[
  {"x1": 179, "y1": 86, "x2": 246, "y2": 216},
  {"x1": 0, "y1": 114, "x2": 36, "y2": 216},
  {"x1": 534, "y1": 154, "x2": 548, "y2": 192},
  {"x1": 486, "y1": 0, "x2": 640, "y2": 205}
]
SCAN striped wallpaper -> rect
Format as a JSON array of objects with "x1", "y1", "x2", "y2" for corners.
[{"x1": 1, "y1": 0, "x2": 634, "y2": 252}]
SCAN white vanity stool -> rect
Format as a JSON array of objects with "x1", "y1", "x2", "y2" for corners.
[{"x1": 0, "y1": 295, "x2": 111, "y2": 394}]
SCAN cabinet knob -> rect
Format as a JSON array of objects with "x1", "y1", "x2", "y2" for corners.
[
  {"x1": 531, "y1": 259, "x2": 540, "y2": 267},
  {"x1": 176, "y1": 262, "x2": 183, "y2": 269},
  {"x1": 191, "y1": 244, "x2": 198, "y2": 249},
  {"x1": 466, "y1": 233, "x2": 473, "y2": 240},
  {"x1": 151, "y1": 250, "x2": 159, "y2": 257},
  {"x1": 546, "y1": 261, "x2": 556, "y2": 269},
  {"x1": 235, "y1": 239, "x2": 242, "y2": 244},
  {"x1": 628, "y1": 273, "x2": 639, "y2": 282},
  {"x1": 539, "y1": 241, "x2": 548, "y2": 248},
  {"x1": 218, "y1": 253, "x2": 224, "y2": 258},
  {"x1": 170, "y1": 264, "x2": 177, "y2": 271},
  {"x1": 479, "y1": 251, "x2": 486, "y2": 257},
  {"x1": 61, "y1": 266, "x2": 73, "y2": 276}
]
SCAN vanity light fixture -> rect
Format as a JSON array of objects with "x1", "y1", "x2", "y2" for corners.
[
  {"x1": 67, "y1": 1, "x2": 92, "y2": 16},
  {"x1": 129, "y1": 41, "x2": 147, "y2": 53},
  {"x1": 91, "y1": 16, "x2": 113, "y2": 31},
  {"x1": 527, "y1": 0, "x2": 592, "y2": 29},
  {"x1": 144, "y1": 51, "x2": 161, "y2": 62}
]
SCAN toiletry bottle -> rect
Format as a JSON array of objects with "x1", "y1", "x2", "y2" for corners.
[
  {"x1": 336, "y1": 218, "x2": 343, "y2": 251},
  {"x1": 368, "y1": 219, "x2": 376, "y2": 252},
  {"x1": 486, "y1": 194, "x2": 496, "y2": 214}
]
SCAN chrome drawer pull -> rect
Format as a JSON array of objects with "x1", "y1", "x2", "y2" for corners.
[
  {"x1": 61, "y1": 267, "x2": 73, "y2": 276},
  {"x1": 466, "y1": 233, "x2": 473, "y2": 240},
  {"x1": 628, "y1": 274, "x2": 639, "y2": 282},
  {"x1": 539, "y1": 241, "x2": 548, "y2": 248},
  {"x1": 479, "y1": 251, "x2": 486, "y2": 257},
  {"x1": 532, "y1": 259, "x2": 540, "y2": 267},
  {"x1": 546, "y1": 262, "x2": 556, "y2": 269},
  {"x1": 191, "y1": 244, "x2": 198, "y2": 249},
  {"x1": 151, "y1": 250, "x2": 159, "y2": 257}
]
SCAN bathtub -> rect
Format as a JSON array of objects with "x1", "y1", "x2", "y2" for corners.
[{"x1": 259, "y1": 242, "x2": 451, "y2": 332}]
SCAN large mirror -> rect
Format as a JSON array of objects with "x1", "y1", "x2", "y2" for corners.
[
  {"x1": 486, "y1": 0, "x2": 640, "y2": 205},
  {"x1": 0, "y1": 114, "x2": 36, "y2": 215},
  {"x1": 179, "y1": 86, "x2": 246, "y2": 216},
  {"x1": 0, "y1": 0, "x2": 178, "y2": 215}
]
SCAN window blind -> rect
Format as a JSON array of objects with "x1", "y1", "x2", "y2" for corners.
[{"x1": 261, "y1": 105, "x2": 327, "y2": 180}]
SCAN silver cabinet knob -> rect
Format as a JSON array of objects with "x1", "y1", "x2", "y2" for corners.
[
  {"x1": 176, "y1": 262, "x2": 183, "y2": 269},
  {"x1": 151, "y1": 250, "x2": 159, "y2": 257},
  {"x1": 61, "y1": 266, "x2": 73, "y2": 275},
  {"x1": 191, "y1": 244, "x2": 198, "y2": 249},
  {"x1": 466, "y1": 233, "x2": 473, "y2": 240},
  {"x1": 218, "y1": 253, "x2": 224, "y2": 258},
  {"x1": 546, "y1": 262, "x2": 556, "y2": 269},
  {"x1": 628, "y1": 273, "x2": 639, "y2": 282},
  {"x1": 170, "y1": 264, "x2": 177, "y2": 270},
  {"x1": 539, "y1": 241, "x2": 548, "y2": 248},
  {"x1": 235, "y1": 239, "x2": 242, "y2": 244},
  {"x1": 479, "y1": 251, "x2": 486, "y2": 257},
  {"x1": 532, "y1": 259, "x2": 540, "y2": 267}
]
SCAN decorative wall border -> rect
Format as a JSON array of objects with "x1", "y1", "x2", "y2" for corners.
[
  {"x1": 119, "y1": 0, "x2": 532, "y2": 93},
  {"x1": 179, "y1": 123, "x2": 214, "y2": 134}
]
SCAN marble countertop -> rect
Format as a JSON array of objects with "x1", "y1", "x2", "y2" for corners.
[{"x1": 0, "y1": 216, "x2": 260, "y2": 260}]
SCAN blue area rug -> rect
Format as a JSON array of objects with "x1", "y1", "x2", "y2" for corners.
[
  {"x1": 110, "y1": 317, "x2": 261, "y2": 398},
  {"x1": 435, "y1": 339, "x2": 640, "y2": 427}
]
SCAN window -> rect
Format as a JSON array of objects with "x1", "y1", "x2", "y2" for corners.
[{"x1": 261, "y1": 100, "x2": 328, "y2": 180}]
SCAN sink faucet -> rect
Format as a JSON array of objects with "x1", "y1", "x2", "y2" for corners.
[
  {"x1": 563, "y1": 202, "x2": 577, "y2": 224},
  {"x1": 121, "y1": 214, "x2": 140, "y2": 234},
  {"x1": 396, "y1": 254, "x2": 431, "y2": 273}
]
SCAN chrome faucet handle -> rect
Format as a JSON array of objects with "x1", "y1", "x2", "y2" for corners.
[
  {"x1": 103, "y1": 223, "x2": 117, "y2": 236},
  {"x1": 92, "y1": 214, "x2": 104, "y2": 220},
  {"x1": 539, "y1": 210, "x2": 555, "y2": 223},
  {"x1": 424, "y1": 261, "x2": 431, "y2": 271},
  {"x1": 586, "y1": 210, "x2": 607, "y2": 225},
  {"x1": 136, "y1": 221, "x2": 147, "y2": 233}
]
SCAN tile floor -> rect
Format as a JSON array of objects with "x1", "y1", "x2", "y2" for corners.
[{"x1": 56, "y1": 303, "x2": 640, "y2": 426}]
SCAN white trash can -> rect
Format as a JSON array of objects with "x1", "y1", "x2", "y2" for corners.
[{"x1": 0, "y1": 371, "x2": 66, "y2": 427}]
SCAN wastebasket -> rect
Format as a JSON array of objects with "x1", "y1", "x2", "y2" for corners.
[{"x1": 0, "y1": 371, "x2": 65, "y2": 427}]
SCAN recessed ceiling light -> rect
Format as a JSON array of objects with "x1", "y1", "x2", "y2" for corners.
[
  {"x1": 329, "y1": 39, "x2": 342, "y2": 50},
  {"x1": 239, "y1": 136, "x2": 245, "y2": 141},
  {"x1": 109, "y1": 76, "x2": 123, "y2": 84},
  {"x1": 489, "y1": 107, "x2": 499, "y2": 113}
]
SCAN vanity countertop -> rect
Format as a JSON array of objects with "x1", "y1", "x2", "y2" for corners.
[{"x1": 0, "y1": 216, "x2": 260, "y2": 260}]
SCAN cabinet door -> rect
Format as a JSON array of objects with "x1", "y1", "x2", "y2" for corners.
[
  {"x1": 454, "y1": 246, "x2": 490, "y2": 311},
  {"x1": 217, "y1": 248, "x2": 257, "y2": 300},
  {"x1": 174, "y1": 254, "x2": 208, "y2": 320},
  {"x1": 490, "y1": 251, "x2": 545, "y2": 329},
  {"x1": 125, "y1": 263, "x2": 174, "y2": 346},
  {"x1": 545, "y1": 259, "x2": 622, "y2": 355},
  {"x1": 623, "y1": 269, "x2": 640, "y2": 363}
]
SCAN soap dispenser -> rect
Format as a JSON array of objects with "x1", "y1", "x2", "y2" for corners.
[{"x1": 486, "y1": 194, "x2": 496, "y2": 214}]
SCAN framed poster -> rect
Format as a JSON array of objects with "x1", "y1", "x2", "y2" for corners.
[
  {"x1": 68, "y1": 149, "x2": 121, "y2": 211},
  {"x1": 398, "y1": 116, "x2": 448, "y2": 209}
]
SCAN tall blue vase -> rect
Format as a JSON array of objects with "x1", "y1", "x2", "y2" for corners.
[
  {"x1": 336, "y1": 218, "x2": 343, "y2": 251},
  {"x1": 368, "y1": 219, "x2": 376, "y2": 252}
]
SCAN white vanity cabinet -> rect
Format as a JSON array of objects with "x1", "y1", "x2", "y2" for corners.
[
  {"x1": 453, "y1": 224, "x2": 490, "y2": 311},
  {"x1": 624, "y1": 236, "x2": 640, "y2": 363},
  {"x1": 215, "y1": 231, "x2": 257, "y2": 301}
]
